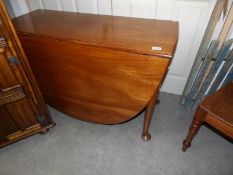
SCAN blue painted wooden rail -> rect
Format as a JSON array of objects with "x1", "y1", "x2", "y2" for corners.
[
  {"x1": 184, "y1": 39, "x2": 233, "y2": 108},
  {"x1": 194, "y1": 39, "x2": 233, "y2": 105},
  {"x1": 185, "y1": 40, "x2": 219, "y2": 107},
  {"x1": 208, "y1": 49, "x2": 233, "y2": 94}
]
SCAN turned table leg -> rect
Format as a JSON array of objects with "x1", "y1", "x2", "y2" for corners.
[
  {"x1": 142, "y1": 91, "x2": 159, "y2": 141},
  {"x1": 182, "y1": 106, "x2": 206, "y2": 152}
]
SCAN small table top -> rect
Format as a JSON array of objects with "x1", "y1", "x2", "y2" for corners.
[
  {"x1": 13, "y1": 10, "x2": 179, "y2": 58},
  {"x1": 201, "y1": 82, "x2": 233, "y2": 126}
]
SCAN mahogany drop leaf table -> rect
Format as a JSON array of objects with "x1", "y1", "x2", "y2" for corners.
[{"x1": 13, "y1": 10, "x2": 178, "y2": 141}]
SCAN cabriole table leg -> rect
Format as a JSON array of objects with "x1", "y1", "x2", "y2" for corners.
[{"x1": 142, "y1": 90, "x2": 159, "y2": 141}]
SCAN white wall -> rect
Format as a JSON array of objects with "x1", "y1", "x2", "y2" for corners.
[{"x1": 6, "y1": 0, "x2": 217, "y2": 95}]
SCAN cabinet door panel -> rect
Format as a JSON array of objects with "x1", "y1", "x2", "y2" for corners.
[
  {"x1": 0, "y1": 41, "x2": 43, "y2": 138},
  {"x1": 0, "y1": 47, "x2": 40, "y2": 140},
  {"x1": 0, "y1": 51, "x2": 18, "y2": 88},
  {"x1": 0, "y1": 107, "x2": 19, "y2": 140},
  {"x1": 0, "y1": 1, "x2": 54, "y2": 146}
]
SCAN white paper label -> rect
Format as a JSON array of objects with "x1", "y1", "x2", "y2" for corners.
[{"x1": 152, "y1": 46, "x2": 162, "y2": 51}]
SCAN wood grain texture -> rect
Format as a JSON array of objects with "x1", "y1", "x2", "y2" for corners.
[
  {"x1": 183, "y1": 81, "x2": 233, "y2": 152},
  {"x1": 201, "y1": 81, "x2": 233, "y2": 126},
  {"x1": 12, "y1": 9, "x2": 178, "y2": 58},
  {"x1": 0, "y1": 1, "x2": 55, "y2": 148},
  {"x1": 0, "y1": 85, "x2": 26, "y2": 106},
  {"x1": 19, "y1": 35, "x2": 170, "y2": 124},
  {"x1": 13, "y1": 10, "x2": 178, "y2": 140}
]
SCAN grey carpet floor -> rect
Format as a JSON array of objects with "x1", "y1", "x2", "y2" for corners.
[{"x1": 0, "y1": 93, "x2": 232, "y2": 175}]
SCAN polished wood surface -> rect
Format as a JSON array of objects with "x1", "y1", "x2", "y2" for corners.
[
  {"x1": 142, "y1": 87, "x2": 160, "y2": 141},
  {"x1": 0, "y1": 2, "x2": 55, "y2": 148},
  {"x1": 201, "y1": 82, "x2": 233, "y2": 126},
  {"x1": 13, "y1": 10, "x2": 178, "y2": 58},
  {"x1": 13, "y1": 10, "x2": 178, "y2": 140},
  {"x1": 18, "y1": 35, "x2": 170, "y2": 124},
  {"x1": 182, "y1": 82, "x2": 233, "y2": 151}
]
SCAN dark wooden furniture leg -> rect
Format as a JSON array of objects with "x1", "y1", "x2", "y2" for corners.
[
  {"x1": 182, "y1": 107, "x2": 206, "y2": 151},
  {"x1": 142, "y1": 91, "x2": 159, "y2": 141},
  {"x1": 40, "y1": 129, "x2": 50, "y2": 135}
]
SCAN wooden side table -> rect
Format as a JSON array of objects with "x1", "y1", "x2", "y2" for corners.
[{"x1": 182, "y1": 82, "x2": 233, "y2": 151}]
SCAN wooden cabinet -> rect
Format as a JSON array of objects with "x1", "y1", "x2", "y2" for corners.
[
  {"x1": 13, "y1": 10, "x2": 178, "y2": 140},
  {"x1": 0, "y1": 2, "x2": 55, "y2": 148}
]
